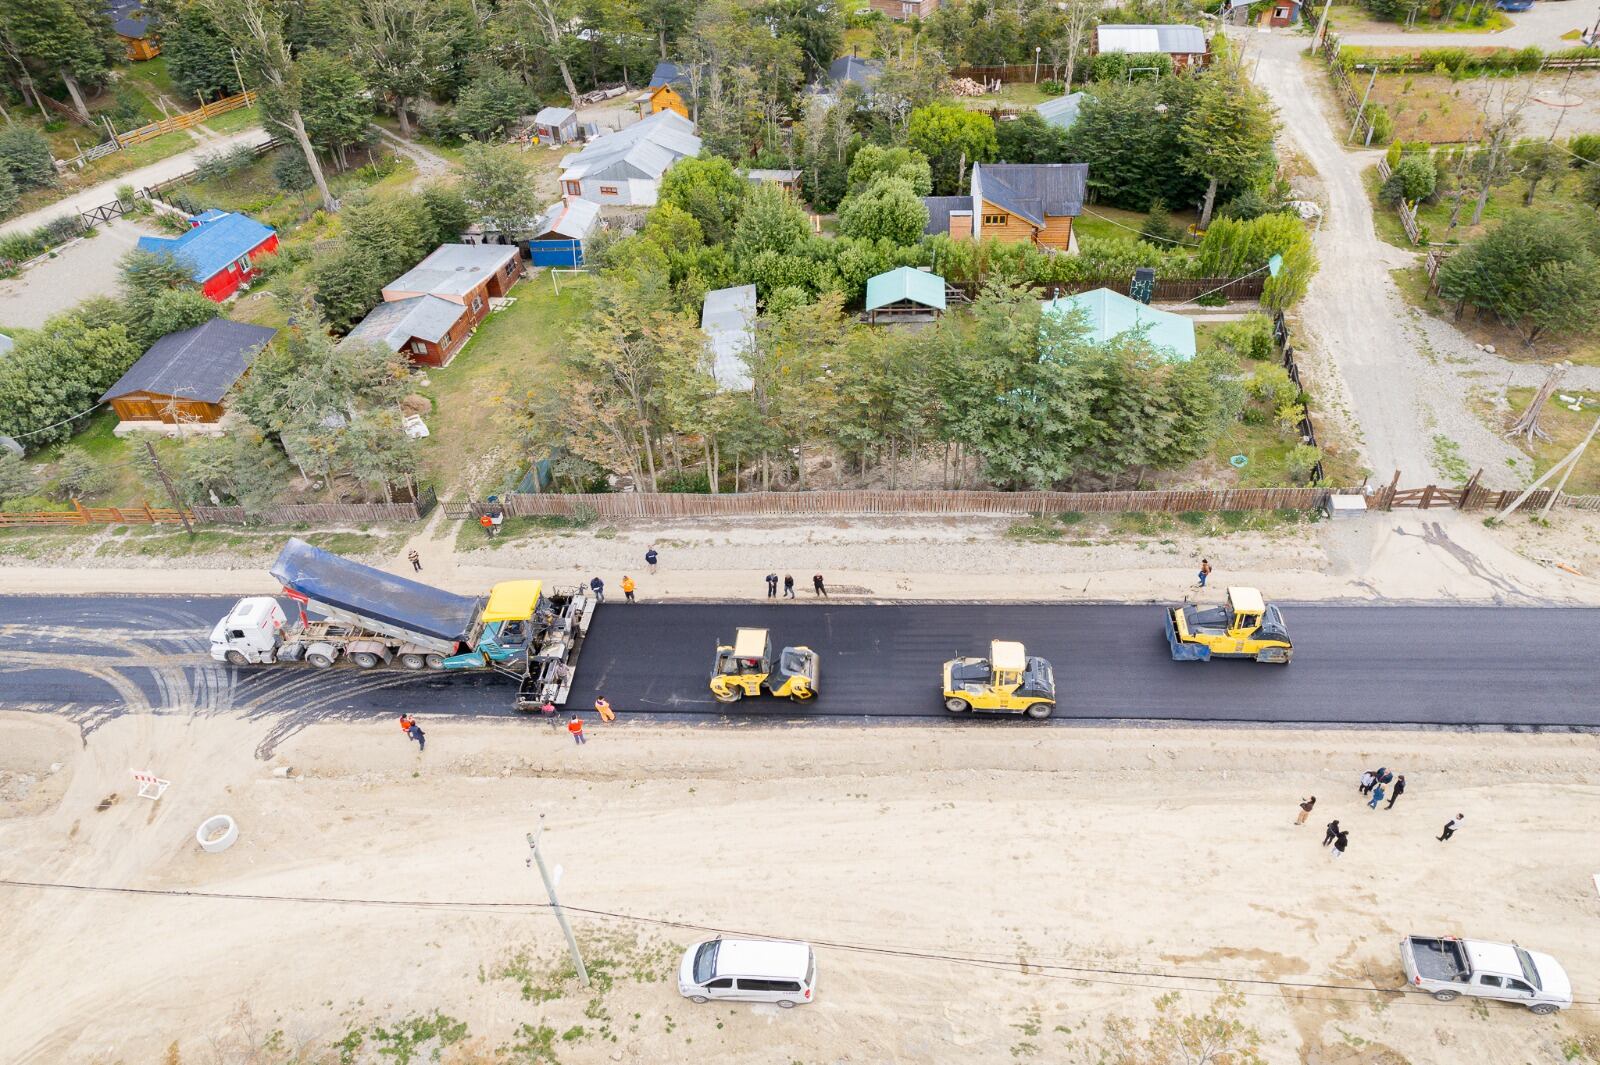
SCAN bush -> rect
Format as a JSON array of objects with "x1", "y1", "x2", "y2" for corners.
[
  {"x1": 0, "y1": 450, "x2": 37, "y2": 502},
  {"x1": 1040, "y1": 79, "x2": 1065, "y2": 95},
  {"x1": 0, "y1": 128, "x2": 54, "y2": 189},
  {"x1": 193, "y1": 143, "x2": 260, "y2": 182},
  {"x1": 1380, "y1": 154, "x2": 1436, "y2": 204},
  {"x1": 1248, "y1": 363, "x2": 1297, "y2": 409},
  {"x1": 1139, "y1": 199, "x2": 1181, "y2": 245},
  {"x1": 1211, "y1": 313, "x2": 1276, "y2": 361},
  {"x1": 271, "y1": 146, "x2": 313, "y2": 190},
  {"x1": 1568, "y1": 133, "x2": 1600, "y2": 167},
  {"x1": 418, "y1": 107, "x2": 460, "y2": 142},
  {"x1": 1362, "y1": 102, "x2": 1393, "y2": 145},
  {"x1": 1084, "y1": 51, "x2": 1173, "y2": 83},
  {"x1": 0, "y1": 170, "x2": 16, "y2": 220},
  {"x1": 52, "y1": 445, "x2": 114, "y2": 500},
  {"x1": 1219, "y1": 188, "x2": 1289, "y2": 222},
  {"x1": 1285, "y1": 444, "x2": 1322, "y2": 484}
]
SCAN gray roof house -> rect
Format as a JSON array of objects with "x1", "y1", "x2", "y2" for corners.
[
  {"x1": 828, "y1": 55, "x2": 884, "y2": 90},
  {"x1": 343, "y1": 296, "x2": 465, "y2": 353},
  {"x1": 100, "y1": 319, "x2": 277, "y2": 427},
  {"x1": 649, "y1": 61, "x2": 688, "y2": 88},
  {"x1": 923, "y1": 162, "x2": 1089, "y2": 250},
  {"x1": 1094, "y1": 24, "x2": 1209, "y2": 65},
  {"x1": 1035, "y1": 91, "x2": 1088, "y2": 130},
  {"x1": 532, "y1": 105, "x2": 579, "y2": 144},
  {"x1": 701, "y1": 285, "x2": 756, "y2": 391},
  {"x1": 558, "y1": 110, "x2": 701, "y2": 206}
]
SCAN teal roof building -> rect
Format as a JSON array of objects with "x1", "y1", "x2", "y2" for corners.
[
  {"x1": 864, "y1": 266, "x2": 946, "y2": 322},
  {"x1": 1042, "y1": 287, "x2": 1196, "y2": 360}
]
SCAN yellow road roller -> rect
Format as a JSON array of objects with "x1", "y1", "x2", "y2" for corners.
[
  {"x1": 941, "y1": 640, "x2": 1056, "y2": 719},
  {"x1": 709, "y1": 627, "x2": 819, "y2": 703}
]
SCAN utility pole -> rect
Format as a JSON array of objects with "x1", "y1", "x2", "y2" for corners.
[
  {"x1": 1311, "y1": 0, "x2": 1334, "y2": 53},
  {"x1": 526, "y1": 816, "x2": 589, "y2": 988},
  {"x1": 144, "y1": 441, "x2": 195, "y2": 538},
  {"x1": 1348, "y1": 65, "x2": 1378, "y2": 144}
]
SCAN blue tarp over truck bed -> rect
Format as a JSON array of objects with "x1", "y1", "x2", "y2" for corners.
[{"x1": 271, "y1": 538, "x2": 483, "y2": 646}]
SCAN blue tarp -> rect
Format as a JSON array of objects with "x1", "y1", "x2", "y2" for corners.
[
  {"x1": 528, "y1": 238, "x2": 583, "y2": 267},
  {"x1": 271, "y1": 538, "x2": 483, "y2": 646}
]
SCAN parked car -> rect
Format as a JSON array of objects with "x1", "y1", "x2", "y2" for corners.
[
  {"x1": 678, "y1": 938, "x2": 817, "y2": 1008},
  {"x1": 1494, "y1": 0, "x2": 1533, "y2": 11},
  {"x1": 1400, "y1": 935, "x2": 1572, "y2": 1014}
]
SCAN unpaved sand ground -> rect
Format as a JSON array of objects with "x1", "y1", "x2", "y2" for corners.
[{"x1": 3, "y1": 711, "x2": 1599, "y2": 1064}]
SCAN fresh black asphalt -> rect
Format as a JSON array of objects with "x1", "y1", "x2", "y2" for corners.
[{"x1": 0, "y1": 595, "x2": 1596, "y2": 731}]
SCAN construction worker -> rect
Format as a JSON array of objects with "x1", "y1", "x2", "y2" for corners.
[
  {"x1": 595, "y1": 696, "x2": 615, "y2": 722},
  {"x1": 479, "y1": 513, "x2": 494, "y2": 537},
  {"x1": 621, "y1": 575, "x2": 636, "y2": 603}
]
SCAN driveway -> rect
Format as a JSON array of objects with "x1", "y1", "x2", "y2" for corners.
[
  {"x1": 1244, "y1": 29, "x2": 1534, "y2": 486},
  {"x1": 0, "y1": 127, "x2": 271, "y2": 238},
  {"x1": 1338, "y1": 0, "x2": 1593, "y2": 48},
  {"x1": 0, "y1": 217, "x2": 161, "y2": 330}
]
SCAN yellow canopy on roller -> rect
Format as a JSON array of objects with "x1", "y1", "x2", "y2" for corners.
[{"x1": 483, "y1": 580, "x2": 543, "y2": 622}]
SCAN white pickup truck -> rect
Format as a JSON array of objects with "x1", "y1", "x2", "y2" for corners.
[{"x1": 1400, "y1": 935, "x2": 1572, "y2": 1015}]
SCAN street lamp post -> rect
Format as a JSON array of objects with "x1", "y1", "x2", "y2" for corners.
[{"x1": 1034, "y1": 46, "x2": 1042, "y2": 83}]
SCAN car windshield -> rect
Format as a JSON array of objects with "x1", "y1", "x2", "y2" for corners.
[
  {"x1": 693, "y1": 941, "x2": 719, "y2": 985},
  {"x1": 1514, "y1": 947, "x2": 1542, "y2": 991}
]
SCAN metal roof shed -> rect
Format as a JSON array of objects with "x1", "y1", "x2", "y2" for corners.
[
  {"x1": 865, "y1": 267, "x2": 946, "y2": 324},
  {"x1": 1035, "y1": 92, "x2": 1087, "y2": 130},
  {"x1": 702, "y1": 284, "x2": 756, "y2": 391},
  {"x1": 1042, "y1": 287, "x2": 1196, "y2": 360}
]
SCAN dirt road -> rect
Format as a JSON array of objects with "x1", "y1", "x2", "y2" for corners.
[
  {"x1": 1245, "y1": 30, "x2": 1532, "y2": 486},
  {"x1": 1338, "y1": 0, "x2": 1590, "y2": 48},
  {"x1": 3, "y1": 712, "x2": 1598, "y2": 1064}
]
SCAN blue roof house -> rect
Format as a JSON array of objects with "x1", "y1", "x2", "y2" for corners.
[
  {"x1": 1042, "y1": 287, "x2": 1196, "y2": 359},
  {"x1": 136, "y1": 210, "x2": 279, "y2": 302}
]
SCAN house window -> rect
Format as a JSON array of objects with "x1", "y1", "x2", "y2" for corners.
[
  {"x1": 441, "y1": 330, "x2": 453, "y2": 347},
  {"x1": 599, "y1": 185, "x2": 619, "y2": 196},
  {"x1": 411, "y1": 341, "x2": 428, "y2": 355},
  {"x1": 983, "y1": 213, "x2": 1007, "y2": 226},
  {"x1": 236, "y1": 255, "x2": 252, "y2": 272},
  {"x1": 472, "y1": 295, "x2": 483, "y2": 313},
  {"x1": 1275, "y1": 5, "x2": 1289, "y2": 14},
  {"x1": 564, "y1": 181, "x2": 581, "y2": 196}
]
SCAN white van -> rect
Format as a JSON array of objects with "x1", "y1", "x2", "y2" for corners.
[{"x1": 678, "y1": 938, "x2": 816, "y2": 1008}]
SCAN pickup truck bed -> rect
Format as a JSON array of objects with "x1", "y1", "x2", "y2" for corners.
[{"x1": 1407, "y1": 937, "x2": 1469, "y2": 982}]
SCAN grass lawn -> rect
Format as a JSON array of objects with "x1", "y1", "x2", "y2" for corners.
[
  {"x1": 200, "y1": 104, "x2": 262, "y2": 136},
  {"x1": 416, "y1": 275, "x2": 592, "y2": 494},
  {"x1": 1072, "y1": 203, "x2": 1202, "y2": 248},
  {"x1": 123, "y1": 56, "x2": 179, "y2": 100},
  {"x1": 1503, "y1": 389, "x2": 1600, "y2": 495},
  {"x1": 1364, "y1": 162, "x2": 1592, "y2": 249},
  {"x1": 1324, "y1": 0, "x2": 1509, "y2": 34},
  {"x1": 961, "y1": 82, "x2": 1057, "y2": 110},
  {"x1": 1370, "y1": 73, "x2": 1484, "y2": 143}
]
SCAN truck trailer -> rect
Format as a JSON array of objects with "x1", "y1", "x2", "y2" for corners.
[{"x1": 209, "y1": 538, "x2": 597, "y2": 707}]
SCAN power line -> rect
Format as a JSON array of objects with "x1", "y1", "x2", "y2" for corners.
[
  {"x1": 1079, "y1": 205, "x2": 1198, "y2": 247},
  {"x1": 4, "y1": 877, "x2": 1596, "y2": 1011}
]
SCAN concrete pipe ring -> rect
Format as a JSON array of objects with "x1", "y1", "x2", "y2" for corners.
[{"x1": 196, "y1": 814, "x2": 238, "y2": 853}]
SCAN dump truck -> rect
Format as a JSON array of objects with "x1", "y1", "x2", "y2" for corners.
[
  {"x1": 1400, "y1": 935, "x2": 1571, "y2": 1015},
  {"x1": 1165, "y1": 586, "x2": 1292, "y2": 664},
  {"x1": 208, "y1": 538, "x2": 596, "y2": 707},
  {"x1": 708, "y1": 628, "x2": 819, "y2": 703},
  {"x1": 942, "y1": 640, "x2": 1056, "y2": 718}
]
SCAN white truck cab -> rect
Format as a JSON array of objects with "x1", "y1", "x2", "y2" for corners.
[
  {"x1": 209, "y1": 597, "x2": 287, "y2": 664},
  {"x1": 678, "y1": 938, "x2": 816, "y2": 1008},
  {"x1": 1401, "y1": 935, "x2": 1572, "y2": 1014}
]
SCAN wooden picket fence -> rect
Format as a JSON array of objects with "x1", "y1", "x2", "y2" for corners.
[
  {"x1": 446, "y1": 487, "x2": 1362, "y2": 521},
  {"x1": 117, "y1": 91, "x2": 258, "y2": 147},
  {"x1": 1374, "y1": 157, "x2": 1421, "y2": 244},
  {"x1": 189, "y1": 486, "x2": 436, "y2": 525},
  {"x1": 949, "y1": 64, "x2": 1047, "y2": 84},
  {"x1": 0, "y1": 499, "x2": 191, "y2": 527}
]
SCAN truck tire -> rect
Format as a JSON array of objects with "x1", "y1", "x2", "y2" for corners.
[
  {"x1": 1025, "y1": 702, "x2": 1053, "y2": 720},
  {"x1": 712, "y1": 686, "x2": 743, "y2": 704},
  {"x1": 690, "y1": 995, "x2": 709, "y2": 1004},
  {"x1": 306, "y1": 652, "x2": 335, "y2": 669},
  {"x1": 1529, "y1": 1003, "x2": 1559, "y2": 1016},
  {"x1": 1431, "y1": 990, "x2": 1459, "y2": 1002},
  {"x1": 777, "y1": 999, "x2": 796, "y2": 1009},
  {"x1": 225, "y1": 650, "x2": 248, "y2": 666},
  {"x1": 399, "y1": 653, "x2": 427, "y2": 670},
  {"x1": 425, "y1": 654, "x2": 445, "y2": 670},
  {"x1": 351, "y1": 652, "x2": 381, "y2": 669},
  {"x1": 944, "y1": 697, "x2": 970, "y2": 713}
]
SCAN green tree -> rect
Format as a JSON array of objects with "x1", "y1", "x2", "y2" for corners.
[
  {"x1": 454, "y1": 64, "x2": 529, "y2": 140},
  {"x1": 350, "y1": 0, "x2": 448, "y2": 137},
  {"x1": 158, "y1": 0, "x2": 240, "y2": 101},
  {"x1": 145, "y1": 289, "x2": 222, "y2": 346},
  {"x1": 1178, "y1": 60, "x2": 1277, "y2": 227},
  {"x1": 309, "y1": 245, "x2": 385, "y2": 332},
  {"x1": 837, "y1": 176, "x2": 929, "y2": 247},
  {"x1": 0, "y1": 449, "x2": 36, "y2": 501},
  {"x1": 171, "y1": 422, "x2": 291, "y2": 506},
  {"x1": 0, "y1": 168, "x2": 17, "y2": 219},
  {"x1": 798, "y1": 96, "x2": 857, "y2": 212},
  {"x1": 199, "y1": 0, "x2": 336, "y2": 212},
  {"x1": 0, "y1": 312, "x2": 140, "y2": 450},
  {"x1": 761, "y1": 0, "x2": 840, "y2": 80},
  {"x1": 1066, "y1": 78, "x2": 1204, "y2": 211},
  {"x1": 0, "y1": 128, "x2": 55, "y2": 189},
  {"x1": 461, "y1": 143, "x2": 540, "y2": 241},
  {"x1": 846, "y1": 144, "x2": 933, "y2": 198},
  {"x1": 994, "y1": 112, "x2": 1073, "y2": 165},
  {"x1": 659, "y1": 155, "x2": 747, "y2": 246},
  {"x1": 907, "y1": 103, "x2": 998, "y2": 195},
  {"x1": 419, "y1": 183, "x2": 471, "y2": 246},
  {"x1": 119, "y1": 249, "x2": 201, "y2": 343},
  {"x1": 1380, "y1": 154, "x2": 1436, "y2": 204},
  {"x1": 1510, "y1": 139, "x2": 1566, "y2": 206},
  {"x1": 731, "y1": 181, "x2": 810, "y2": 265},
  {"x1": 0, "y1": 0, "x2": 113, "y2": 121},
  {"x1": 51, "y1": 444, "x2": 113, "y2": 500},
  {"x1": 1437, "y1": 209, "x2": 1600, "y2": 344},
  {"x1": 294, "y1": 49, "x2": 374, "y2": 170}
]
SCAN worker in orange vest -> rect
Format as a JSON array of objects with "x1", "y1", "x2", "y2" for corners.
[
  {"x1": 567, "y1": 716, "x2": 586, "y2": 745},
  {"x1": 621, "y1": 575, "x2": 636, "y2": 603},
  {"x1": 594, "y1": 696, "x2": 615, "y2": 722},
  {"x1": 479, "y1": 513, "x2": 494, "y2": 536}
]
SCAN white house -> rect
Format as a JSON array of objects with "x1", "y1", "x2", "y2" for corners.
[
  {"x1": 557, "y1": 110, "x2": 701, "y2": 207},
  {"x1": 701, "y1": 284, "x2": 756, "y2": 391}
]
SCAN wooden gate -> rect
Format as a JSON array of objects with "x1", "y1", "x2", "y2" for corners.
[{"x1": 1387, "y1": 484, "x2": 1464, "y2": 509}]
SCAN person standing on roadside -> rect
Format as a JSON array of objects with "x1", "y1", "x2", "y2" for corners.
[
  {"x1": 595, "y1": 697, "x2": 615, "y2": 722},
  {"x1": 589, "y1": 576, "x2": 605, "y2": 602},
  {"x1": 539, "y1": 700, "x2": 558, "y2": 729},
  {"x1": 1437, "y1": 814, "x2": 1464, "y2": 842},
  {"x1": 568, "y1": 716, "x2": 586, "y2": 745},
  {"x1": 646, "y1": 546, "x2": 659, "y2": 574},
  {"x1": 1295, "y1": 796, "x2": 1316, "y2": 825},
  {"x1": 1385, "y1": 775, "x2": 1406, "y2": 809},
  {"x1": 813, "y1": 573, "x2": 827, "y2": 597},
  {"x1": 1322, "y1": 819, "x2": 1341, "y2": 847},
  {"x1": 399, "y1": 715, "x2": 425, "y2": 752},
  {"x1": 783, "y1": 574, "x2": 795, "y2": 599},
  {"x1": 766, "y1": 573, "x2": 778, "y2": 598},
  {"x1": 621, "y1": 576, "x2": 636, "y2": 603},
  {"x1": 1332, "y1": 831, "x2": 1349, "y2": 859},
  {"x1": 407, "y1": 549, "x2": 421, "y2": 572},
  {"x1": 1367, "y1": 783, "x2": 1386, "y2": 810},
  {"x1": 1359, "y1": 770, "x2": 1375, "y2": 795},
  {"x1": 1197, "y1": 559, "x2": 1212, "y2": 588}
]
